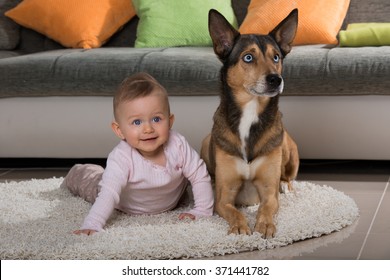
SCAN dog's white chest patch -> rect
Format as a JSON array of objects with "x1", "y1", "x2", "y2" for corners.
[
  {"x1": 235, "y1": 156, "x2": 266, "y2": 180},
  {"x1": 238, "y1": 99, "x2": 259, "y2": 161},
  {"x1": 234, "y1": 156, "x2": 266, "y2": 205}
]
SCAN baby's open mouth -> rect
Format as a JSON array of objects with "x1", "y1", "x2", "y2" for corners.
[{"x1": 141, "y1": 137, "x2": 158, "y2": 142}]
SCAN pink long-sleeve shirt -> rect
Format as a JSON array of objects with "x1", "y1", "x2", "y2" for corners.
[{"x1": 81, "y1": 130, "x2": 214, "y2": 231}]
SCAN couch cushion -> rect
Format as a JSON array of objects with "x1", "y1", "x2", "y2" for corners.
[
  {"x1": 0, "y1": 50, "x2": 22, "y2": 59},
  {"x1": 0, "y1": 48, "x2": 221, "y2": 98},
  {"x1": 282, "y1": 45, "x2": 390, "y2": 96},
  {"x1": 1, "y1": 45, "x2": 389, "y2": 98}
]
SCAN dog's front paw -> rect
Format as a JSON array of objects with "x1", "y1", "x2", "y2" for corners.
[
  {"x1": 254, "y1": 222, "x2": 276, "y2": 238},
  {"x1": 228, "y1": 224, "x2": 252, "y2": 235}
]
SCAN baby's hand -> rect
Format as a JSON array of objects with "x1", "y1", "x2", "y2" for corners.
[
  {"x1": 178, "y1": 213, "x2": 195, "y2": 220},
  {"x1": 73, "y1": 229, "x2": 97, "y2": 236}
]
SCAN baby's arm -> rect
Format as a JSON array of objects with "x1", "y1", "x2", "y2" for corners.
[
  {"x1": 78, "y1": 184, "x2": 120, "y2": 232},
  {"x1": 179, "y1": 135, "x2": 214, "y2": 217},
  {"x1": 76, "y1": 147, "x2": 131, "y2": 234},
  {"x1": 188, "y1": 179, "x2": 214, "y2": 217}
]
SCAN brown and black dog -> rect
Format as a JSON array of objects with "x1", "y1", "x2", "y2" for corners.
[{"x1": 201, "y1": 9, "x2": 300, "y2": 238}]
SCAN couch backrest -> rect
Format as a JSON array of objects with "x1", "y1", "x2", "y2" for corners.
[
  {"x1": 5, "y1": 0, "x2": 390, "y2": 54},
  {"x1": 344, "y1": 0, "x2": 390, "y2": 26}
]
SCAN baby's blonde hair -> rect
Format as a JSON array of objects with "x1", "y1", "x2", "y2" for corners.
[{"x1": 113, "y1": 72, "x2": 169, "y2": 120}]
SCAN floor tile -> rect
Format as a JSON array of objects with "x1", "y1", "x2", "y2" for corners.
[
  {"x1": 369, "y1": 182, "x2": 390, "y2": 234},
  {"x1": 358, "y1": 181, "x2": 390, "y2": 259},
  {"x1": 359, "y1": 233, "x2": 390, "y2": 259},
  {"x1": 0, "y1": 169, "x2": 12, "y2": 178}
]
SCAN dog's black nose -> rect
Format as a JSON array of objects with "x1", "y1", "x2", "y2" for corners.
[{"x1": 266, "y1": 74, "x2": 282, "y2": 87}]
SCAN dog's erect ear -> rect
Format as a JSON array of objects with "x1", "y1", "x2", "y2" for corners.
[
  {"x1": 208, "y1": 9, "x2": 239, "y2": 60},
  {"x1": 269, "y1": 9, "x2": 298, "y2": 56}
]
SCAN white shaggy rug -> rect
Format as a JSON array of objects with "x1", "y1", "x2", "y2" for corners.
[{"x1": 0, "y1": 178, "x2": 359, "y2": 260}]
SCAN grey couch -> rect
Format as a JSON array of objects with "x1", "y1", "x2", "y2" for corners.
[{"x1": 1, "y1": 0, "x2": 389, "y2": 161}]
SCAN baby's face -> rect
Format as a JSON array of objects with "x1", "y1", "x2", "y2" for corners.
[{"x1": 114, "y1": 90, "x2": 174, "y2": 159}]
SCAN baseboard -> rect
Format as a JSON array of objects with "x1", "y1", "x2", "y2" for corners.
[
  {"x1": 1, "y1": 158, "x2": 389, "y2": 175},
  {"x1": 0, "y1": 158, "x2": 107, "y2": 169}
]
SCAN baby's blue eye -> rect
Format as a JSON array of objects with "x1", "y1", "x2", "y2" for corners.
[
  {"x1": 243, "y1": 54, "x2": 253, "y2": 63},
  {"x1": 152, "y1": 117, "x2": 161, "y2": 123},
  {"x1": 132, "y1": 119, "x2": 142, "y2": 126},
  {"x1": 273, "y1": 54, "x2": 280, "y2": 63}
]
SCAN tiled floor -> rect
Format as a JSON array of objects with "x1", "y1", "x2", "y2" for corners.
[{"x1": 1, "y1": 160, "x2": 389, "y2": 260}]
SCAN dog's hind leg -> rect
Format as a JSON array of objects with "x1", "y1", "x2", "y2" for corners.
[
  {"x1": 200, "y1": 134, "x2": 212, "y2": 173},
  {"x1": 280, "y1": 131, "x2": 299, "y2": 192}
]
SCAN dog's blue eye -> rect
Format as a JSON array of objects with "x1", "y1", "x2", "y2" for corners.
[
  {"x1": 273, "y1": 54, "x2": 280, "y2": 63},
  {"x1": 243, "y1": 54, "x2": 253, "y2": 63}
]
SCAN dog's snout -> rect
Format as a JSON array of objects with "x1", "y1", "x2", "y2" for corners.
[{"x1": 266, "y1": 74, "x2": 282, "y2": 87}]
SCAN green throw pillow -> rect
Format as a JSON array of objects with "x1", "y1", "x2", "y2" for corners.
[
  {"x1": 133, "y1": 0, "x2": 238, "y2": 48},
  {"x1": 339, "y1": 23, "x2": 390, "y2": 47}
]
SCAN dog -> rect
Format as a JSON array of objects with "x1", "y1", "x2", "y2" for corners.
[{"x1": 201, "y1": 9, "x2": 300, "y2": 238}]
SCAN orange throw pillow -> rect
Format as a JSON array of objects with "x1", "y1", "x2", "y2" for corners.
[
  {"x1": 239, "y1": 0, "x2": 350, "y2": 45},
  {"x1": 5, "y1": 0, "x2": 136, "y2": 49}
]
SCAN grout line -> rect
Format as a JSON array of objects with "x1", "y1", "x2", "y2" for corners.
[
  {"x1": 357, "y1": 176, "x2": 390, "y2": 260},
  {"x1": 0, "y1": 169, "x2": 13, "y2": 177}
]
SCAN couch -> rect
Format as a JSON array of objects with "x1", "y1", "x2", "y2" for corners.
[{"x1": 1, "y1": 0, "x2": 389, "y2": 163}]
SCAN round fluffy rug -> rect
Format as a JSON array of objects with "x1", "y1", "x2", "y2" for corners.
[{"x1": 0, "y1": 178, "x2": 358, "y2": 259}]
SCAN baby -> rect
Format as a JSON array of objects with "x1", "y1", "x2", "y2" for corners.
[{"x1": 61, "y1": 72, "x2": 214, "y2": 235}]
